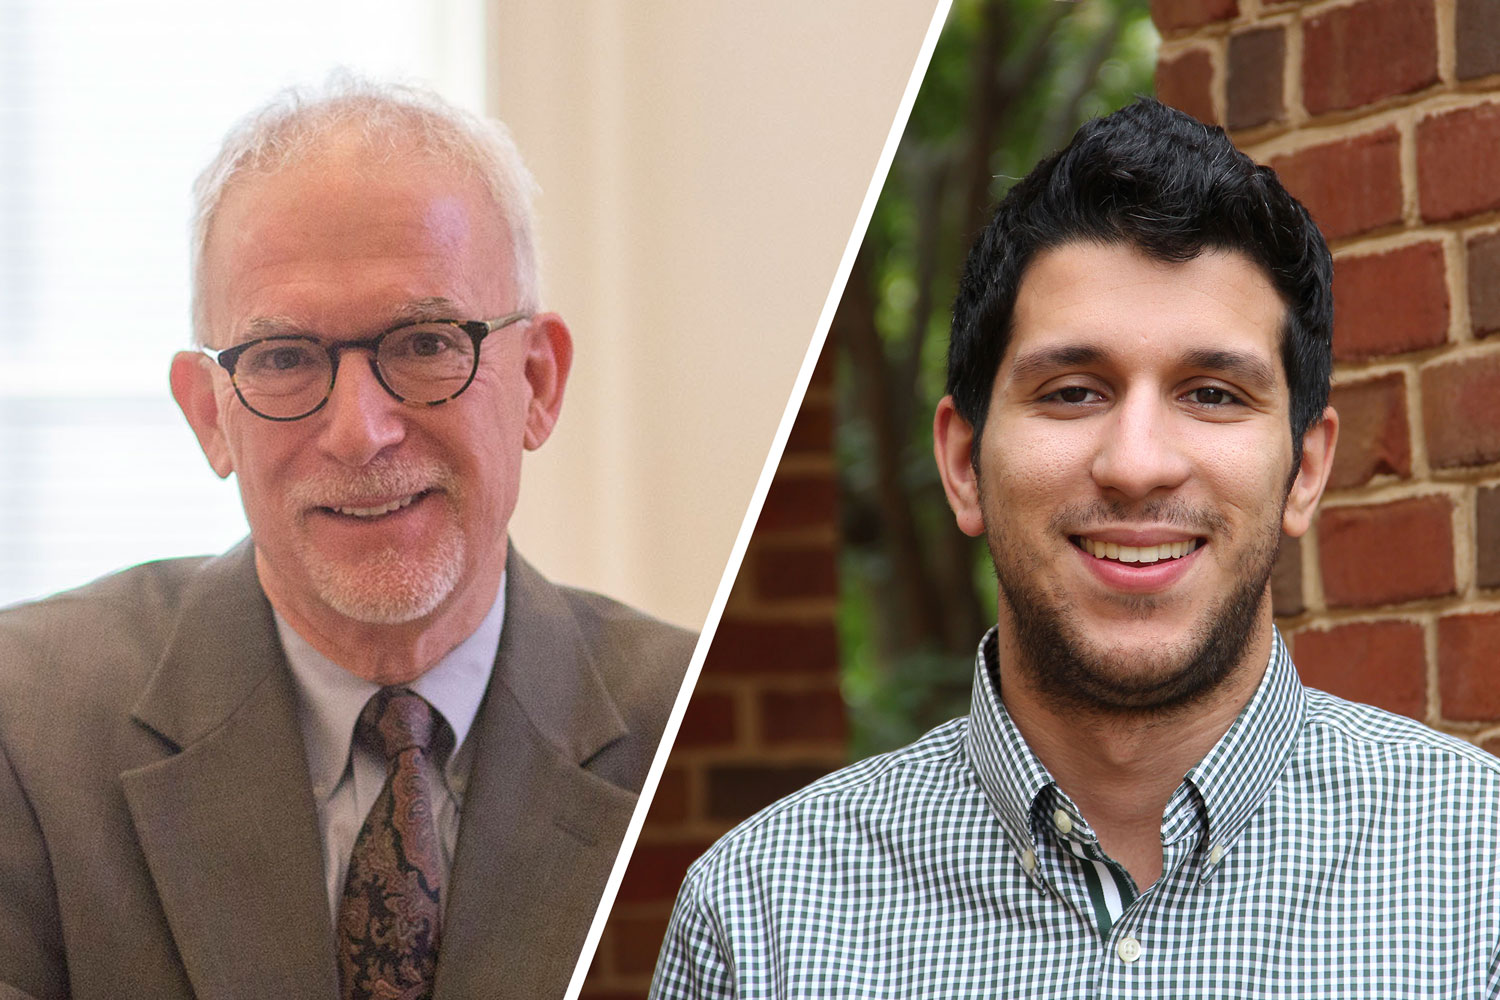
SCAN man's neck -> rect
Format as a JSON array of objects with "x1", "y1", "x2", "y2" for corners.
[{"x1": 996, "y1": 625, "x2": 1272, "y2": 890}]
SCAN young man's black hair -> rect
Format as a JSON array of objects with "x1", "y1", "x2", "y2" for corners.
[{"x1": 948, "y1": 98, "x2": 1333, "y2": 465}]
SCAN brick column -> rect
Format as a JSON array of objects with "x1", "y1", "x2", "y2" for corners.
[
  {"x1": 580, "y1": 349, "x2": 848, "y2": 997},
  {"x1": 1156, "y1": 0, "x2": 1500, "y2": 755}
]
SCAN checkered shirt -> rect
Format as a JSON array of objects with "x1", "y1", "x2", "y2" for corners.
[{"x1": 651, "y1": 628, "x2": 1500, "y2": 998}]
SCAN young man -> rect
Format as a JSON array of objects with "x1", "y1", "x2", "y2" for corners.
[{"x1": 651, "y1": 100, "x2": 1500, "y2": 998}]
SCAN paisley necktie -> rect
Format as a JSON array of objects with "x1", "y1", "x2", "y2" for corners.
[{"x1": 337, "y1": 688, "x2": 448, "y2": 1000}]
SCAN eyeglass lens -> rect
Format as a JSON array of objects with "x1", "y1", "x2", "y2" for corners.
[{"x1": 232, "y1": 324, "x2": 477, "y2": 419}]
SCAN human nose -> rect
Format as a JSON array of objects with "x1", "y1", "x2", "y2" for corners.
[
  {"x1": 1089, "y1": 389, "x2": 1191, "y2": 500},
  {"x1": 315, "y1": 354, "x2": 406, "y2": 466}
]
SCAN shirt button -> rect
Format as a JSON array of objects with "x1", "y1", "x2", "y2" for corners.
[
  {"x1": 1021, "y1": 848, "x2": 1037, "y2": 873},
  {"x1": 1117, "y1": 936, "x2": 1142, "y2": 963},
  {"x1": 1209, "y1": 844, "x2": 1224, "y2": 865},
  {"x1": 1052, "y1": 808, "x2": 1073, "y2": 835}
]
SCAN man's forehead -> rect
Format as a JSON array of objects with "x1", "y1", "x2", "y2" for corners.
[{"x1": 998, "y1": 241, "x2": 1288, "y2": 386}]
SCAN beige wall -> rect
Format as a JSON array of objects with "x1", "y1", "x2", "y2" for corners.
[{"x1": 489, "y1": 2, "x2": 940, "y2": 629}]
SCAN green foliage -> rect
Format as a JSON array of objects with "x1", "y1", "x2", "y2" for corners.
[{"x1": 837, "y1": 0, "x2": 1158, "y2": 760}]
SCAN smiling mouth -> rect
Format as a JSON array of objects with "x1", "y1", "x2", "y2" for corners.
[
  {"x1": 322, "y1": 490, "x2": 431, "y2": 519},
  {"x1": 1071, "y1": 536, "x2": 1204, "y2": 564}
]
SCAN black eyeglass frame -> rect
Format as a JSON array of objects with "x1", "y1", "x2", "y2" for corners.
[{"x1": 203, "y1": 310, "x2": 533, "y2": 422}]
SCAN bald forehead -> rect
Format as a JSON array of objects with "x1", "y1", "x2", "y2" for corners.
[
  {"x1": 210, "y1": 126, "x2": 502, "y2": 233},
  {"x1": 197, "y1": 141, "x2": 518, "y2": 347}
]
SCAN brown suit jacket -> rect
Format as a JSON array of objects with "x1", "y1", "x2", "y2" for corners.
[{"x1": 0, "y1": 542, "x2": 693, "y2": 999}]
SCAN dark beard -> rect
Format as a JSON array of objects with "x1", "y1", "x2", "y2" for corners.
[{"x1": 988, "y1": 497, "x2": 1281, "y2": 718}]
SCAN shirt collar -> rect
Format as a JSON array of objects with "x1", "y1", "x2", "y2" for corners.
[
  {"x1": 1177, "y1": 627, "x2": 1304, "y2": 850},
  {"x1": 278, "y1": 572, "x2": 506, "y2": 803},
  {"x1": 965, "y1": 628, "x2": 1054, "y2": 866},
  {"x1": 965, "y1": 624, "x2": 1305, "y2": 865}
]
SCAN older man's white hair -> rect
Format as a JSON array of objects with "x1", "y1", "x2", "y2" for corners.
[{"x1": 189, "y1": 74, "x2": 540, "y2": 344}]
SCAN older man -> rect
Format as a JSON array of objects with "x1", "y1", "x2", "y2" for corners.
[
  {"x1": 651, "y1": 100, "x2": 1500, "y2": 998},
  {"x1": 0, "y1": 81, "x2": 692, "y2": 1000}
]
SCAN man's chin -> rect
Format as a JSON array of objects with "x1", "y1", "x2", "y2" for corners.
[
  {"x1": 1003, "y1": 573, "x2": 1269, "y2": 718},
  {"x1": 1039, "y1": 637, "x2": 1243, "y2": 714},
  {"x1": 301, "y1": 544, "x2": 465, "y2": 627}
]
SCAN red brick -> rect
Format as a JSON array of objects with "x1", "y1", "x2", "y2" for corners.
[
  {"x1": 1478, "y1": 486, "x2": 1500, "y2": 589},
  {"x1": 1228, "y1": 27, "x2": 1284, "y2": 130},
  {"x1": 1466, "y1": 231, "x2": 1500, "y2": 338},
  {"x1": 1292, "y1": 620, "x2": 1427, "y2": 719},
  {"x1": 752, "y1": 542, "x2": 838, "y2": 601},
  {"x1": 1457, "y1": 0, "x2": 1500, "y2": 81},
  {"x1": 582, "y1": 947, "x2": 605, "y2": 989},
  {"x1": 1420, "y1": 353, "x2": 1500, "y2": 468},
  {"x1": 610, "y1": 914, "x2": 671, "y2": 975},
  {"x1": 704, "y1": 620, "x2": 840, "y2": 676},
  {"x1": 1319, "y1": 496, "x2": 1456, "y2": 607},
  {"x1": 646, "y1": 766, "x2": 690, "y2": 825},
  {"x1": 784, "y1": 398, "x2": 833, "y2": 455},
  {"x1": 1331, "y1": 242, "x2": 1449, "y2": 361},
  {"x1": 1152, "y1": 0, "x2": 1237, "y2": 33},
  {"x1": 1418, "y1": 104, "x2": 1500, "y2": 222},
  {"x1": 1438, "y1": 613, "x2": 1500, "y2": 720},
  {"x1": 756, "y1": 471, "x2": 837, "y2": 532},
  {"x1": 1270, "y1": 128, "x2": 1403, "y2": 241},
  {"x1": 1271, "y1": 534, "x2": 1304, "y2": 618},
  {"x1": 809, "y1": 334, "x2": 836, "y2": 389},
  {"x1": 1302, "y1": 0, "x2": 1438, "y2": 115},
  {"x1": 758, "y1": 688, "x2": 849, "y2": 744},
  {"x1": 675, "y1": 692, "x2": 736, "y2": 748},
  {"x1": 616, "y1": 840, "x2": 714, "y2": 903},
  {"x1": 1326, "y1": 373, "x2": 1411, "y2": 488},
  {"x1": 706, "y1": 764, "x2": 834, "y2": 821},
  {"x1": 1157, "y1": 49, "x2": 1216, "y2": 125}
]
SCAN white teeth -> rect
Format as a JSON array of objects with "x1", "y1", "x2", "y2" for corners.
[
  {"x1": 1081, "y1": 537, "x2": 1199, "y2": 563},
  {"x1": 333, "y1": 494, "x2": 419, "y2": 518}
]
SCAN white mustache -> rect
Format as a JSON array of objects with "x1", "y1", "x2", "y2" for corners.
[{"x1": 285, "y1": 459, "x2": 459, "y2": 510}]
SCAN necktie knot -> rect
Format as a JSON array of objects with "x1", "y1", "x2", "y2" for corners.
[{"x1": 358, "y1": 687, "x2": 440, "y2": 762}]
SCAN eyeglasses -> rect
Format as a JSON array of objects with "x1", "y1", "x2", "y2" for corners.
[{"x1": 204, "y1": 311, "x2": 532, "y2": 421}]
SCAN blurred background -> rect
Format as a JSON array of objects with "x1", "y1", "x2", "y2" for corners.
[
  {"x1": 583, "y1": 1, "x2": 1159, "y2": 994},
  {"x1": 594, "y1": 0, "x2": 1500, "y2": 993},
  {"x1": 836, "y1": 0, "x2": 1157, "y2": 756},
  {"x1": 0, "y1": 0, "x2": 940, "y2": 628}
]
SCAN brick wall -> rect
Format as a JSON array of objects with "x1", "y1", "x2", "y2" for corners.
[
  {"x1": 581, "y1": 6, "x2": 1500, "y2": 992},
  {"x1": 1157, "y1": 0, "x2": 1500, "y2": 755},
  {"x1": 580, "y1": 349, "x2": 847, "y2": 997}
]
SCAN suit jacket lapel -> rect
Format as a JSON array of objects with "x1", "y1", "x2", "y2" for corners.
[
  {"x1": 437, "y1": 552, "x2": 638, "y2": 999},
  {"x1": 121, "y1": 544, "x2": 336, "y2": 1000}
]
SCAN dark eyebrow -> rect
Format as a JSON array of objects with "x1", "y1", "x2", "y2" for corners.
[
  {"x1": 1003, "y1": 343, "x2": 1281, "y2": 395},
  {"x1": 1181, "y1": 348, "x2": 1280, "y2": 394},
  {"x1": 1003, "y1": 344, "x2": 1108, "y2": 388}
]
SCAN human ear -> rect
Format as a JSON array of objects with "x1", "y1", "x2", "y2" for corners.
[
  {"x1": 170, "y1": 351, "x2": 235, "y2": 478},
  {"x1": 1282, "y1": 405, "x2": 1339, "y2": 537},
  {"x1": 520, "y1": 312, "x2": 573, "y2": 450},
  {"x1": 933, "y1": 395, "x2": 986, "y2": 538}
]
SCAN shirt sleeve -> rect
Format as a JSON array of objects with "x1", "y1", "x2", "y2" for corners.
[{"x1": 649, "y1": 874, "x2": 738, "y2": 1000}]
